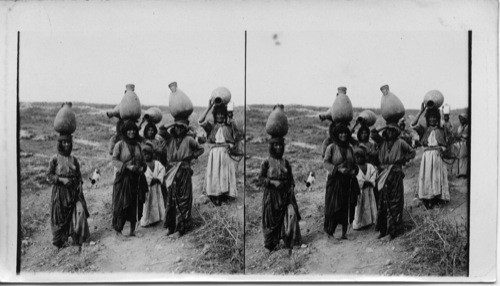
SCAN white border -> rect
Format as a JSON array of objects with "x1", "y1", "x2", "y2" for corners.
[{"x1": 1, "y1": 0, "x2": 497, "y2": 282}]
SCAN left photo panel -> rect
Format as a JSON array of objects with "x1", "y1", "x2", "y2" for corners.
[{"x1": 18, "y1": 31, "x2": 245, "y2": 274}]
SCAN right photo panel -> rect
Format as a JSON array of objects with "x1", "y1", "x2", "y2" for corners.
[{"x1": 245, "y1": 31, "x2": 469, "y2": 276}]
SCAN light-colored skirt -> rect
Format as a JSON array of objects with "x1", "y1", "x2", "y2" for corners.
[
  {"x1": 353, "y1": 186, "x2": 377, "y2": 230},
  {"x1": 141, "y1": 184, "x2": 166, "y2": 226},
  {"x1": 418, "y1": 149, "x2": 450, "y2": 201},
  {"x1": 205, "y1": 146, "x2": 237, "y2": 197}
]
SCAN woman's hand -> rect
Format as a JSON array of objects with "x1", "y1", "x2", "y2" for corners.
[
  {"x1": 420, "y1": 101, "x2": 426, "y2": 112},
  {"x1": 58, "y1": 177, "x2": 71, "y2": 185}
]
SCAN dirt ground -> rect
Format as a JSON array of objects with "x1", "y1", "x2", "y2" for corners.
[
  {"x1": 244, "y1": 105, "x2": 468, "y2": 276},
  {"x1": 19, "y1": 102, "x2": 244, "y2": 274}
]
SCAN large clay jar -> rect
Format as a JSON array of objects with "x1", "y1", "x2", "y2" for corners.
[
  {"x1": 266, "y1": 104, "x2": 289, "y2": 137},
  {"x1": 54, "y1": 102, "x2": 76, "y2": 134},
  {"x1": 357, "y1": 110, "x2": 377, "y2": 127},
  {"x1": 168, "y1": 82, "x2": 193, "y2": 120},
  {"x1": 319, "y1": 87, "x2": 353, "y2": 123},
  {"x1": 380, "y1": 85, "x2": 405, "y2": 123},
  {"x1": 423, "y1": 90, "x2": 444, "y2": 109},
  {"x1": 119, "y1": 84, "x2": 142, "y2": 120},
  {"x1": 330, "y1": 87, "x2": 353, "y2": 123},
  {"x1": 143, "y1": 107, "x2": 163, "y2": 124},
  {"x1": 211, "y1": 87, "x2": 232, "y2": 106}
]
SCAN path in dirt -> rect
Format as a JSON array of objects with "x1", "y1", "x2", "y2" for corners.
[
  {"x1": 21, "y1": 151, "x2": 244, "y2": 274},
  {"x1": 244, "y1": 147, "x2": 468, "y2": 275}
]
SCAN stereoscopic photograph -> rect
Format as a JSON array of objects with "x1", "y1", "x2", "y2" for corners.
[
  {"x1": 18, "y1": 31, "x2": 245, "y2": 274},
  {"x1": 1, "y1": 0, "x2": 497, "y2": 283},
  {"x1": 244, "y1": 31, "x2": 470, "y2": 276}
]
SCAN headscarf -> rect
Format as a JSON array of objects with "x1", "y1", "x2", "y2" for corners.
[
  {"x1": 142, "y1": 142, "x2": 154, "y2": 156},
  {"x1": 332, "y1": 124, "x2": 351, "y2": 148},
  {"x1": 212, "y1": 104, "x2": 228, "y2": 124},
  {"x1": 57, "y1": 135, "x2": 73, "y2": 156},
  {"x1": 459, "y1": 113, "x2": 468, "y2": 123},
  {"x1": 143, "y1": 122, "x2": 158, "y2": 140},
  {"x1": 356, "y1": 125, "x2": 370, "y2": 143},
  {"x1": 121, "y1": 120, "x2": 140, "y2": 145}
]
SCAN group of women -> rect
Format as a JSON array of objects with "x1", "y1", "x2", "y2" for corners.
[
  {"x1": 47, "y1": 99, "x2": 241, "y2": 249},
  {"x1": 259, "y1": 102, "x2": 470, "y2": 252}
]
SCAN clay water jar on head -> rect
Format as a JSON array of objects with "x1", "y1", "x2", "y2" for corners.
[
  {"x1": 380, "y1": 84, "x2": 405, "y2": 123},
  {"x1": 423, "y1": 90, "x2": 444, "y2": 109},
  {"x1": 119, "y1": 84, "x2": 142, "y2": 120},
  {"x1": 266, "y1": 104, "x2": 289, "y2": 137},
  {"x1": 168, "y1": 82, "x2": 194, "y2": 120},
  {"x1": 54, "y1": 102, "x2": 76, "y2": 134},
  {"x1": 357, "y1": 110, "x2": 377, "y2": 127},
  {"x1": 211, "y1": 87, "x2": 232, "y2": 107},
  {"x1": 143, "y1": 107, "x2": 163, "y2": 124},
  {"x1": 319, "y1": 87, "x2": 354, "y2": 124}
]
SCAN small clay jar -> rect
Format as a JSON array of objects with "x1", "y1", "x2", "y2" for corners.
[
  {"x1": 423, "y1": 90, "x2": 444, "y2": 109},
  {"x1": 211, "y1": 87, "x2": 232, "y2": 106}
]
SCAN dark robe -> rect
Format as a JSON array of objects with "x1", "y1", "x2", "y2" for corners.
[
  {"x1": 162, "y1": 134, "x2": 204, "y2": 234},
  {"x1": 47, "y1": 154, "x2": 90, "y2": 247},
  {"x1": 112, "y1": 140, "x2": 148, "y2": 232},
  {"x1": 371, "y1": 131, "x2": 416, "y2": 237},
  {"x1": 260, "y1": 157, "x2": 301, "y2": 251},
  {"x1": 323, "y1": 142, "x2": 360, "y2": 235}
]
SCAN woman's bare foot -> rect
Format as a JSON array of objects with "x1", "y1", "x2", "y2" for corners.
[{"x1": 171, "y1": 231, "x2": 182, "y2": 239}]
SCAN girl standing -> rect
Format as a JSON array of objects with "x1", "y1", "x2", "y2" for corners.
[
  {"x1": 112, "y1": 120, "x2": 148, "y2": 237},
  {"x1": 371, "y1": 123, "x2": 415, "y2": 239},
  {"x1": 199, "y1": 103, "x2": 238, "y2": 206},
  {"x1": 47, "y1": 134, "x2": 90, "y2": 248},
  {"x1": 162, "y1": 121, "x2": 204, "y2": 237},
  {"x1": 323, "y1": 124, "x2": 360, "y2": 240},
  {"x1": 455, "y1": 113, "x2": 469, "y2": 178},
  {"x1": 411, "y1": 104, "x2": 450, "y2": 209},
  {"x1": 260, "y1": 138, "x2": 301, "y2": 252},
  {"x1": 140, "y1": 143, "x2": 166, "y2": 227},
  {"x1": 352, "y1": 146, "x2": 378, "y2": 230}
]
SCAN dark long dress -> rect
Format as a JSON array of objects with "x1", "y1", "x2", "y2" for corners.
[
  {"x1": 323, "y1": 142, "x2": 360, "y2": 235},
  {"x1": 371, "y1": 131, "x2": 416, "y2": 237},
  {"x1": 260, "y1": 157, "x2": 301, "y2": 251},
  {"x1": 47, "y1": 154, "x2": 90, "y2": 247},
  {"x1": 162, "y1": 135, "x2": 204, "y2": 234},
  {"x1": 112, "y1": 140, "x2": 148, "y2": 232}
]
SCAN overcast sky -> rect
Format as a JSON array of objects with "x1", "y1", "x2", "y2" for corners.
[
  {"x1": 247, "y1": 31, "x2": 468, "y2": 109},
  {"x1": 20, "y1": 31, "x2": 244, "y2": 107}
]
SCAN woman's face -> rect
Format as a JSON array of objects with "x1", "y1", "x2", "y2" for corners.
[
  {"x1": 273, "y1": 143, "x2": 284, "y2": 156},
  {"x1": 216, "y1": 112, "x2": 225, "y2": 123},
  {"x1": 359, "y1": 130, "x2": 369, "y2": 142},
  {"x1": 126, "y1": 129, "x2": 136, "y2": 139},
  {"x1": 338, "y1": 132, "x2": 348, "y2": 142},
  {"x1": 145, "y1": 127, "x2": 155, "y2": 139},
  {"x1": 428, "y1": 115, "x2": 438, "y2": 127},
  {"x1": 61, "y1": 140, "x2": 72, "y2": 152},
  {"x1": 174, "y1": 125, "x2": 187, "y2": 137},
  {"x1": 355, "y1": 153, "x2": 366, "y2": 165},
  {"x1": 144, "y1": 151, "x2": 152, "y2": 162}
]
